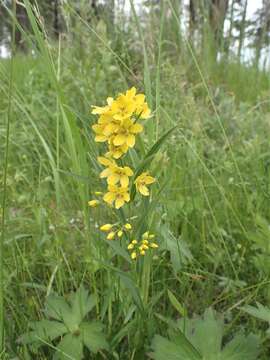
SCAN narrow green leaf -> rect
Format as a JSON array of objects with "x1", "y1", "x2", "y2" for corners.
[
  {"x1": 167, "y1": 290, "x2": 186, "y2": 317},
  {"x1": 131, "y1": 126, "x2": 177, "y2": 200}
]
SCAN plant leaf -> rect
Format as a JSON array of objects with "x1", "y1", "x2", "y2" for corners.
[
  {"x1": 241, "y1": 302, "x2": 270, "y2": 324},
  {"x1": 19, "y1": 320, "x2": 67, "y2": 345},
  {"x1": 152, "y1": 334, "x2": 202, "y2": 360},
  {"x1": 81, "y1": 322, "x2": 108, "y2": 353},
  {"x1": 71, "y1": 286, "x2": 96, "y2": 324},
  {"x1": 45, "y1": 295, "x2": 71, "y2": 322},
  {"x1": 131, "y1": 126, "x2": 177, "y2": 200},
  {"x1": 222, "y1": 333, "x2": 260, "y2": 360},
  {"x1": 54, "y1": 333, "x2": 83, "y2": 360}
]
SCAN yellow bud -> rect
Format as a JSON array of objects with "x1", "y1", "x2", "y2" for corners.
[
  {"x1": 149, "y1": 234, "x2": 155, "y2": 239},
  {"x1": 88, "y1": 200, "x2": 99, "y2": 207},
  {"x1": 117, "y1": 230, "x2": 123, "y2": 238},
  {"x1": 107, "y1": 231, "x2": 115, "y2": 240},
  {"x1": 142, "y1": 240, "x2": 149, "y2": 245},
  {"x1": 150, "y1": 242, "x2": 158, "y2": 248},
  {"x1": 131, "y1": 251, "x2": 137, "y2": 260},
  {"x1": 142, "y1": 231, "x2": 149, "y2": 239},
  {"x1": 100, "y1": 224, "x2": 113, "y2": 232},
  {"x1": 142, "y1": 244, "x2": 149, "y2": 250},
  {"x1": 94, "y1": 191, "x2": 103, "y2": 196},
  {"x1": 132, "y1": 239, "x2": 138, "y2": 245},
  {"x1": 127, "y1": 243, "x2": 134, "y2": 250},
  {"x1": 124, "y1": 223, "x2": 132, "y2": 230},
  {"x1": 140, "y1": 250, "x2": 146, "y2": 256}
]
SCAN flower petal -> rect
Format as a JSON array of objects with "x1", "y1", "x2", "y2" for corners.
[
  {"x1": 120, "y1": 175, "x2": 129, "y2": 188},
  {"x1": 115, "y1": 198, "x2": 125, "y2": 209},
  {"x1": 108, "y1": 174, "x2": 120, "y2": 185},
  {"x1": 103, "y1": 192, "x2": 116, "y2": 204},
  {"x1": 130, "y1": 123, "x2": 143, "y2": 134},
  {"x1": 124, "y1": 166, "x2": 133, "y2": 176},
  {"x1": 126, "y1": 134, "x2": 135, "y2": 147},
  {"x1": 100, "y1": 168, "x2": 111, "y2": 178},
  {"x1": 138, "y1": 185, "x2": 149, "y2": 196},
  {"x1": 113, "y1": 134, "x2": 126, "y2": 146}
]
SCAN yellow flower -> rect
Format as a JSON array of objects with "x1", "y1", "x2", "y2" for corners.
[
  {"x1": 98, "y1": 157, "x2": 133, "y2": 187},
  {"x1": 125, "y1": 87, "x2": 151, "y2": 119},
  {"x1": 134, "y1": 172, "x2": 156, "y2": 196},
  {"x1": 112, "y1": 118, "x2": 143, "y2": 148},
  {"x1": 124, "y1": 223, "x2": 132, "y2": 230},
  {"x1": 107, "y1": 231, "x2": 115, "y2": 240},
  {"x1": 103, "y1": 185, "x2": 130, "y2": 209},
  {"x1": 92, "y1": 123, "x2": 109, "y2": 143},
  {"x1": 117, "y1": 230, "x2": 123, "y2": 237},
  {"x1": 140, "y1": 250, "x2": 146, "y2": 256},
  {"x1": 131, "y1": 239, "x2": 138, "y2": 245},
  {"x1": 88, "y1": 200, "x2": 100, "y2": 207},
  {"x1": 149, "y1": 243, "x2": 158, "y2": 248},
  {"x1": 111, "y1": 94, "x2": 136, "y2": 121},
  {"x1": 127, "y1": 243, "x2": 134, "y2": 250},
  {"x1": 98, "y1": 113, "x2": 122, "y2": 137},
  {"x1": 91, "y1": 97, "x2": 114, "y2": 115},
  {"x1": 100, "y1": 224, "x2": 113, "y2": 232},
  {"x1": 131, "y1": 251, "x2": 137, "y2": 260},
  {"x1": 106, "y1": 139, "x2": 129, "y2": 159},
  {"x1": 136, "y1": 102, "x2": 151, "y2": 119}
]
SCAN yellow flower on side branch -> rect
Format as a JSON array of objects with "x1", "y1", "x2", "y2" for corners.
[
  {"x1": 88, "y1": 200, "x2": 100, "y2": 207},
  {"x1": 134, "y1": 172, "x2": 156, "y2": 196}
]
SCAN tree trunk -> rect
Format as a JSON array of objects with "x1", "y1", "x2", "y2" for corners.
[
  {"x1": 209, "y1": 0, "x2": 229, "y2": 57},
  {"x1": 53, "y1": 0, "x2": 60, "y2": 38},
  {"x1": 237, "y1": 0, "x2": 248, "y2": 60},
  {"x1": 15, "y1": 1, "x2": 28, "y2": 52}
]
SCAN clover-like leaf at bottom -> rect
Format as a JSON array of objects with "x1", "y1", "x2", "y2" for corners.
[
  {"x1": 54, "y1": 333, "x2": 83, "y2": 360},
  {"x1": 19, "y1": 320, "x2": 67, "y2": 346},
  {"x1": 152, "y1": 308, "x2": 261, "y2": 360},
  {"x1": 151, "y1": 335, "x2": 201, "y2": 360},
  {"x1": 80, "y1": 322, "x2": 108, "y2": 354}
]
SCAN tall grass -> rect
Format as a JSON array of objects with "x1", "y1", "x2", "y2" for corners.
[{"x1": 0, "y1": 0, "x2": 270, "y2": 358}]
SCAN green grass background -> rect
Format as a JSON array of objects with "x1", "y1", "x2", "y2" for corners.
[{"x1": 1, "y1": 1, "x2": 270, "y2": 358}]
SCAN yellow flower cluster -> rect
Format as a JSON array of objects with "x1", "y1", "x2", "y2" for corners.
[
  {"x1": 100, "y1": 222, "x2": 132, "y2": 240},
  {"x1": 92, "y1": 87, "x2": 150, "y2": 159},
  {"x1": 127, "y1": 231, "x2": 158, "y2": 260},
  {"x1": 91, "y1": 87, "x2": 155, "y2": 209}
]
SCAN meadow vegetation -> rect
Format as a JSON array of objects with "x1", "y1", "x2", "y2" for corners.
[{"x1": 1, "y1": 1, "x2": 270, "y2": 359}]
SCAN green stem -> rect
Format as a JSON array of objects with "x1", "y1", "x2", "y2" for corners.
[{"x1": 0, "y1": 0, "x2": 16, "y2": 350}]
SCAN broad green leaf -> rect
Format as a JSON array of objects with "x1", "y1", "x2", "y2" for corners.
[
  {"x1": 71, "y1": 286, "x2": 96, "y2": 323},
  {"x1": 152, "y1": 335, "x2": 202, "y2": 360},
  {"x1": 180, "y1": 308, "x2": 223, "y2": 356},
  {"x1": 45, "y1": 294, "x2": 78, "y2": 332},
  {"x1": 45, "y1": 295, "x2": 71, "y2": 322},
  {"x1": 153, "y1": 308, "x2": 260, "y2": 360},
  {"x1": 20, "y1": 320, "x2": 67, "y2": 345},
  {"x1": 242, "y1": 302, "x2": 270, "y2": 323},
  {"x1": 222, "y1": 333, "x2": 260, "y2": 360},
  {"x1": 81, "y1": 322, "x2": 108, "y2": 353},
  {"x1": 55, "y1": 333, "x2": 83, "y2": 360}
]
